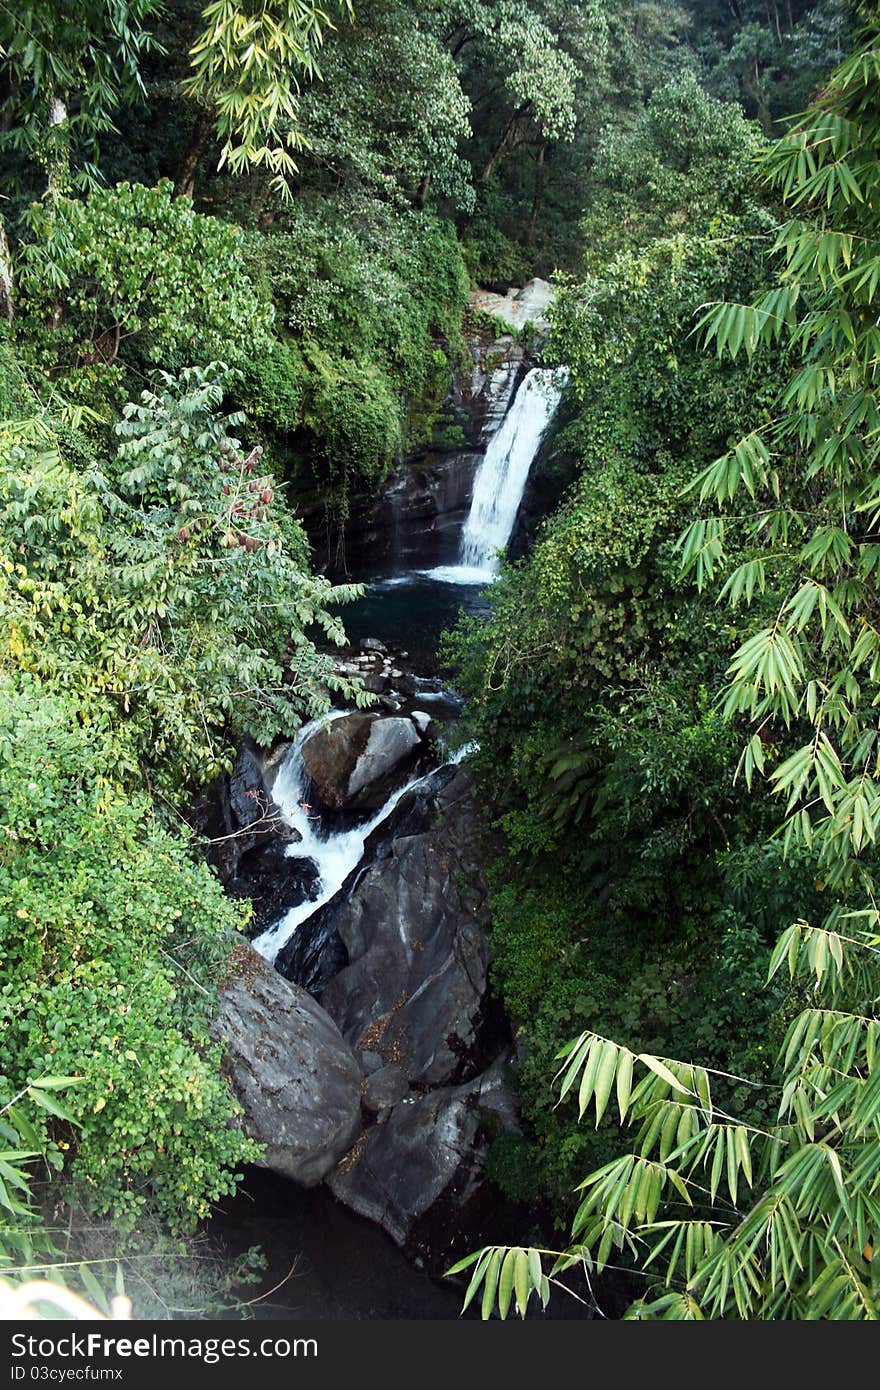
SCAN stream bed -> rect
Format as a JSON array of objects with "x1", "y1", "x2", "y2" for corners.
[
  {"x1": 207, "y1": 359, "x2": 570, "y2": 1320},
  {"x1": 212, "y1": 1168, "x2": 466, "y2": 1320}
]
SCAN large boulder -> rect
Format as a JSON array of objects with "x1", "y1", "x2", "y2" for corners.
[
  {"x1": 301, "y1": 712, "x2": 423, "y2": 813},
  {"x1": 469, "y1": 278, "x2": 555, "y2": 336},
  {"x1": 214, "y1": 939, "x2": 363, "y2": 1187},
  {"x1": 192, "y1": 737, "x2": 295, "y2": 883},
  {"x1": 319, "y1": 767, "x2": 498, "y2": 1088},
  {"x1": 328, "y1": 1056, "x2": 519, "y2": 1249}
]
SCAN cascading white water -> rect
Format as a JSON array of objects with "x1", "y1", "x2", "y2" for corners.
[
  {"x1": 425, "y1": 366, "x2": 567, "y2": 585},
  {"x1": 252, "y1": 713, "x2": 476, "y2": 963},
  {"x1": 252, "y1": 367, "x2": 562, "y2": 962}
]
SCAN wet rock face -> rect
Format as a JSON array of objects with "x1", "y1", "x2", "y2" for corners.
[
  {"x1": 300, "y1": 711, "x2": 423, "y2": 813},
  {"x1": 306, "y1": 326, "x2": 529, "y2": 578},
  {"x1": 221, "y1": 757, "x2": 519, "y2": 1256},
  {"x1": 323, "y1": 450, "x2": 481, "y2": 577},
  {"x1": 328, "y1": 1056, "x2": 519, "y2": 1251},
  {"x1": 319, "y1": 767, "x2": 494, "y2": 1089},
  {"x1": 454, "y1": 333, "x2": 528, "y2": 447},
  {"x1": 226, "y1": 841, "x2": 321, "y2": 940},
  {"x1": 302, "y1": 766, "x2": 520, "y2": 1253},
  {"x1": 190, "y1": 737, "x2": 295, "y2": 883},
  {"x1": 214, "y1": 940, "x2": 363, "y2": 1187},
  {"x1": 274, "y1": 903, "x2": 349, "y2": 999}
]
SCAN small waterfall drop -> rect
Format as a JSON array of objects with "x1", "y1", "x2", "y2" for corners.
[
  {"x1": 252, "y1": 714, "x2": 475, "y2": 963},
  {"x1": 425, "y1": 365, "x2": 567, "y2": 585}
]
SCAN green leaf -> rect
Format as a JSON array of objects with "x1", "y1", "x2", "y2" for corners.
[
  {"x1": 637, "y1": 1055, "x2": 692, "y2": 1098},
  {"x1": 616, "y1": 1048, "x2": 634, "y2": 1123}
]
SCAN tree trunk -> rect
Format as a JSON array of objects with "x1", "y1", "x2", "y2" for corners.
[
  {"x1": 529, "y1": 142, "x2": 548, "y2": 237},
  {"x1": 174, "y1": 112, "x2": 213, "y2": 199},
  {"x1": 0, "y1": 67, "x2": 18, "y2": 135},
  {"x1": 415, "y1": 174, "x2": 431, "y2": 209},
  {"x1": 46, "y1": 97, "x2": 69, "y2": 202},
  {"x1": 0, "y1": 219, "x2": 14, "y2": 322},
  {"x1": 481, "y1": 121, "x2": 514, "y2": 182}
]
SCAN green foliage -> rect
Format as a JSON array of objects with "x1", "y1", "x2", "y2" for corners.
[
  {"x1": 426, "y1": 0, "x2": 587, "y2": 151},
  {"x1": 685, "y1": 0, "x2": 851, "y2": 131},
  {"x1": 294, "y1": 0, "x2": 475, "y2": 210},
  {"x1": 0, "y1": 1077, "x2": 81, "y2": 1277},
  {"x1": 462, "y1": 905, "x2": 880, "y2": 1318},
  {"x1": 0, "y1": 341, "x2": 369, "y2": 1283},
  {"x1": 0, "y1": 0, "x2": 857, "y2": 1321},
  {"x1": 678, "y1": 8, "x2": 880, "y2": 889},
  {"x1": 304, "y1": 352, "x2": 402, "y2": 490},
  {"x1": 16, "y1": 180, "x2": 274, "y2": 386},
  {"x1": 0, "y1": 361, "x2": 366, "y2": 790},
  {"x1": 459, "y1": 201, "x2": 533, "y2": 289},
  {"x1": 452, "y1": 6, "x2": 880, "y2": 1321},
  {"x1": 576, "y1": 72, "x2": 767, "y2": 263},
  {"x1": 242, "y1": 196, "x2": 469, "y2": 503},
  {"x1": 0, "y1": 683, "x2": 260, "y2": 1230},
  {"x1": 0, "y1": 1, "x2": 161, "y2": 188},
  {"x1": 255, "y1": 197, "x2": 468, "y2": 403},
  {"x1": 442, "y1": 75, "x2": 808, "y2": 1231},
  {"x1": 183, "y1": 0, "x2": 354, "y2": 195}
]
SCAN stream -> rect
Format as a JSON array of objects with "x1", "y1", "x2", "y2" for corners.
[{"x1": 212, "y1": 359, "x2": 567, "y2": 1319}]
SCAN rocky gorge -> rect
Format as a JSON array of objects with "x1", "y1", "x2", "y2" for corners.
[{"x1": 203, "y1": 285, "x2": 569, "y2": 1305}]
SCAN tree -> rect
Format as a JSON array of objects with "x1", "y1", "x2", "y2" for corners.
[
  {"x1": 449, "y1": 3, "x2": 880, "y2": 1320},
  {"x1": 292, "y1": 0, "x2": 474, "y2": 210},
  {"x1": 16, "y1": 180, "x2": 274, "y2": 387},
  {"x1": 178, "y1": 0, "x2": 355, "y2": 196},
  {"x1": 442, "y1": 79, "x2": 793, "y2": 1215},
  {"x1": 0, "y1": 683, "x2": 262, "y2": 1232},
  {"x1": 0, "y1": 356, "x2": 366, "y2": 791},
  {"x1": 0, "y1": 1, "x2": 161, "y2": 192},
  {"x1": 682, "y1": 0, "x2": 850, "y2": 130}
]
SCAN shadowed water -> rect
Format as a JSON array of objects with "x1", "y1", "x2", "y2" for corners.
[{"x1": 335, "y1": 572, "x2": 492, "y2": 666}]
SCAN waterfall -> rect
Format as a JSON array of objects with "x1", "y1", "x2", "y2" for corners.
[
  {"x1": 424, "y1": 366, "x2": 567, "y2": 585},
  {"x1": 252, "y1": 715, "x2": 475, "y2": 964},
  {"x1": 252, "y1": 364, "x2": 566, "y2": 964}
]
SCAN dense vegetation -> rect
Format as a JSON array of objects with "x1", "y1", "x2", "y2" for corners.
[
  {"x1": 449, "y1": 0, "x2": 880, "y2": 1321},
  {"x1": 1, "y1": 0, "x2": 875, "y2": 1320}
]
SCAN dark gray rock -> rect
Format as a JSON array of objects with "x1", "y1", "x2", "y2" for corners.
[
  {"x1": 274, "y1": 766, "x2": 456, "y2": 996},
  {"x1": 214, "y1": 940, "x2": 363, "y2": 1187},
  {"x1": 362, "y1": 1064, "x2": 410, "y2": 1116},
  {"x1": 229, "y1": 741, "x2": 271, "y2": 832},
  {"x1": 226, "y1": 842, "x2": 321, "y2": 940},
  {"x1": 328, "y1": 1056, "x2": 519, "y2": 1247},
  {"x1": 194, "y1": 738, "x2": 294, "y2": 883},
  {"x1": 274, "y1": 903, "x2": 349, "y2": 998},
  {"x1": 319, "y1": 767, "x2": 497, "y2": 1088}
]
